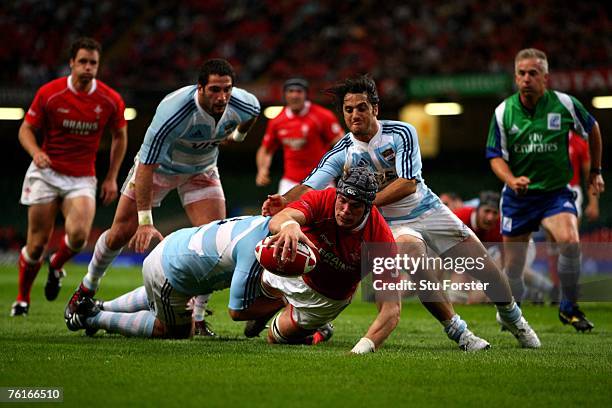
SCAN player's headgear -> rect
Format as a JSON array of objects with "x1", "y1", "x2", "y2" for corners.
[
  {"x1": 477, "y1": 191, "x2": 500, "y2": 209},
  {"x1": 336, "y1": 167, "x2": 379, "y2": 208},
  {"x1": 283, "y1": 77, "x2": 309, "y2": 92}
]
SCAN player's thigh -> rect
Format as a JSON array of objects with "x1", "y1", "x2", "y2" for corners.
[
  {"x1": 179, "y1": 168, "x2": 226, "y2": 225},
  {"x1": 541, "y1": 212, "x2": 579, "y2": 244},
  {"x1": 420, "y1": 206, "x2": 472, "y2": 256},
  {"x1": 262, "y1": 271, "x2": 349, "y2": 330},
  {"x1": 62, "y1": 195, "x2": 96, "y2": 237},
  {"x1": 26, "y1": 201, "x2": 60, "y2": 249},
  {"x1": 184, "y1": 198, "x2": 226, "y2": 226}
]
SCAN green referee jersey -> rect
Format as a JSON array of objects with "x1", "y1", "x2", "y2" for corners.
[{"x1": 486, "y1": 90, "x2": 595, "y2": 191}]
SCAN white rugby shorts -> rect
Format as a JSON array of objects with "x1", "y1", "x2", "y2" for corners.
[
  {"x1": 142, "y1": 239, "x2": 192, "y2": 328},
  {"x1": 262, "y1": 270, "x2": 351, "y2": 330},
  {"x1": 121, "y1": 161, "x2": 225, "y2": 207},
  {"x1": 278, "y1": 178, "x2": 299, "y2": 196},
  {"x1": 389, "y1": 204, "x2": 471, "y2": 256},
  {"x1": 20, "y1": 162, "x2": 97, "y2": 205}
]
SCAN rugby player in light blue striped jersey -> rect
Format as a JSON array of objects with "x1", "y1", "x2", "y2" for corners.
[
  {"x1": 263, "y1": 75, "x2": 540, "y2": 350},
  {"x1": 66, "y1": 59, "x2": 260, "y2": 336},
  {"x1": 66, "y1": 215, "x2": 283, "y2": 338}
]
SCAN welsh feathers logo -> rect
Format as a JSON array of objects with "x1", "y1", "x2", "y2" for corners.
[{"x1": 547, "y1": 113, "x2": 561, "y2": 130}]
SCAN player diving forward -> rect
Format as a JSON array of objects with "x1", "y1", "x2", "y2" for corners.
[
  {"x1": 263, "y1": 75, "x2": 541, "y2": 349},
  {"x1": 66, "y1": 168, "x2": 401, "y2": 354}
]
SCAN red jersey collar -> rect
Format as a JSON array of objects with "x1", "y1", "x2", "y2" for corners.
[
  {"x1": 67, "y1": 75, "x2": 97, "y2": 95},
  {"x1": 285, "y1": 101, "x2": 311, "y2": 118}
]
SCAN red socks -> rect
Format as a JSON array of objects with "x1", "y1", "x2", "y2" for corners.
[
  {"x1": 16, "y1": 249, "x2": 42, "y2": 303},
  {"x1": 50, "y1": 236, "x2": 79, "y2": 270}
]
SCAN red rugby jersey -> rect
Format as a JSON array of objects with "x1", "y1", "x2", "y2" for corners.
[
  {"x1": 568, "y1": 131, "x2": 589, "y2": 187},
  {"x1": 24, "y1": 76, "x2": 126, "y2": 177},
  {"x1": 262, "y1": 102, "x2": 343, "y2": 183},
  {"x1": 289, "y1": 188, "x2": 395, "y2": 300},
  {"x1": 453, "y1": 206, "x2": 502, "y2": 243}
]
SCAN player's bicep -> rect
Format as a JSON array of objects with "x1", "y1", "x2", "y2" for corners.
[
  {"x1": 570, "y1": 96, "x2": 595, "y2": 137},
  {"x1": 393, "y1": 125, "x2": 421, "y2": 179},
  {"x1": 303, "y1": 144, "x2": 345, "y2": 188},
  {"x1": 485, "y1": 116, "x2": 504, "y2": 159},
  {"x1": 24, "y1": 91, "x2": 45, "y2": 129}
]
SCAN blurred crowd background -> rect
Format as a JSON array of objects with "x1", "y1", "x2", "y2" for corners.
[
  {"x1": 3, "y1": 0, "x2": 610, "y2": 89},
  {"x1": 0, "y1": 0, "x2": 610, "y2": 251}
]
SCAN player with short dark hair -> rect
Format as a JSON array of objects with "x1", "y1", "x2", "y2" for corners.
[
  {"x1": 65, "y1": 58, "x2": 260, "y2": 334},
  {"x1": 11, "y1": 37, "x2": 128, "y2": 317},
  {"x1": 487, "y1": 48, "x2": 605, "y2": 331},
  {"x1": 256, "y1": 77, "x2": 343, "y2": 194}
]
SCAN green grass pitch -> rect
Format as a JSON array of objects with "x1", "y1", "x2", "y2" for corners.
[{"x1": 1, "y1": 264, "x2": 611, "y2": 407}]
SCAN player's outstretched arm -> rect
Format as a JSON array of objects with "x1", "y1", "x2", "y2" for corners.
[
  {"x1": 351, "y1": 300, "x2": 401, "y2": 354},
  {"x1": 100, "y1": 125, "x2": 128, "y2": 205},
  {"x1": 129, "y1": 162, "x2": 164, "y2": 253},
  {"x1": 373, "y1": 177, "x2": 417, "y2": 208},
  {"x1": 18, "y1": 121, "x2": 51, "y2": 168},
  {"x1": 261, "y1": 184, "x2": 312, "y2": 216}
]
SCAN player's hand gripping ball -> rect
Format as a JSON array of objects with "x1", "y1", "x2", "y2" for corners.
[{"x1": 255, "y1": 236, "x2": 317, "y2": 277}]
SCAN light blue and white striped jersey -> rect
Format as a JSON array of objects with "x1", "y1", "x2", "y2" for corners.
[
  {"x1": 138, "y1": 85, "x2": 260, "y2": 175},
  {"x1": 161, "y1": 215, "x2": 270, "y2": 310},
  {"x1": 303, "y1": 120, "x2": 440, "y2": 222}
]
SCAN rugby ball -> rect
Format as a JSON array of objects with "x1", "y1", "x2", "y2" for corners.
[{"x1": 255, "y1": 236, "x2": 317, "y2": 277}]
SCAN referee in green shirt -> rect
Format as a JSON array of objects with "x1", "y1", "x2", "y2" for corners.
[{"x1": 486, "y1": 48, "x2": 605, "y2": 332}]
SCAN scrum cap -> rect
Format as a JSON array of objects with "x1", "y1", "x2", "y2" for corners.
[
  {"x1": 283, "y1": 77, "x2": 309, "y2": 92},
  {"x1": 336, "y1": 167, "x2": 379, "y2": 207}
]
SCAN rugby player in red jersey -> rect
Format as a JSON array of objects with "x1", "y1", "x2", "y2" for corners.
[
  {"x1": 256, "y1": 78, "x2": 343, "y2": 194},
  {"x1": 259, "y1": 167, "x2": 401, "y2": 354},
  {"x1": 11, "y1": 37, "x2": 127, "y2": 316}
]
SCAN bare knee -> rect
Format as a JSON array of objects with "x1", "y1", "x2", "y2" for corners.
[
  {"x1": 26, "y1": 242, "x2": 47, "y2": 260},
  {"x1": 229, "y1": 309, "x2": 245, "y2": 321},
  {"x1": 151, "y1": 319, "x2": 191, "y2": 339},
  {"x1": 65, "y1": 230, "x2": 89, "y2": 250},
  {"x1": 559, "y1": 241, "x2": 580, "y2": 257},
  {"x1": 151, "y1": 319, "x2": 167, "y2": 338}
]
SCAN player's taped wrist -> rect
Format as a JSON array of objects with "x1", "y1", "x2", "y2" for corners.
[
  {"x1": 351, "y1": 337, "x2": 376, "y2": 354},
  {"x1": 230, "y1": 128, "x2": 247, "y2": 142},
  {"x1": 280, "y1": 220, "x2": 300, "y2": 230},
  {"x1": 138, "y1": 210, "x2": 154, "y2": 226}
]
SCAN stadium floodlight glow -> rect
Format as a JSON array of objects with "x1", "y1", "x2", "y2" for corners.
[
  {"x1": 424, "y1": 103, "x2": 463, "y2": 116},
  {"x1": 0, "y1": 107, "x2": 25, "y2": 120},
  {"x1": 592, "y1": 96, "x2": 612, "y2": 109},
  {"x1": 264, "y1": 106, "x2": 283, "y2": 119},
  {"x1": 124, "y1": 108, "x2": 137, "y2": 120}
]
